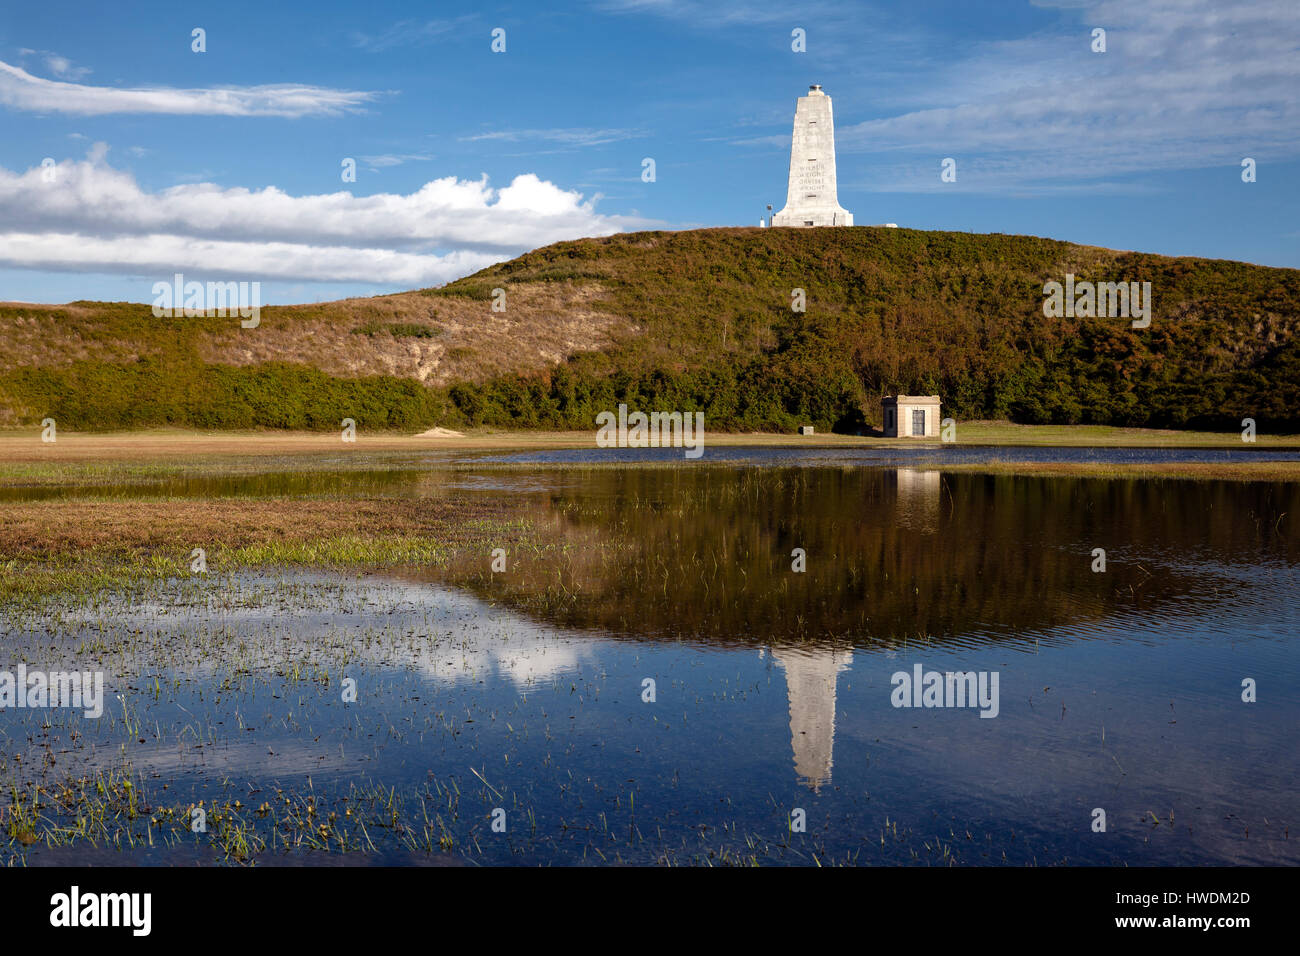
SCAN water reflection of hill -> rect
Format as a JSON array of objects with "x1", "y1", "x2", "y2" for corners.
[{"x1": 439, "y1": 468, "x2": 1299, "y2": 650}]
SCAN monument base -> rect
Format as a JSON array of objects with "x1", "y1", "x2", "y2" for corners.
[{"x1": 771, "y1": 210, "x2": 854, "y2": 227}]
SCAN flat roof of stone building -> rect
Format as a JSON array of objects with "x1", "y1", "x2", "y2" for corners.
[{"x1": 882, "y1": 395, "x2": 941, "y2": 404}]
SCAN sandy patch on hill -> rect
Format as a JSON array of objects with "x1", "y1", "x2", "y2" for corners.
[{"x1": 193, "y1": 280, "x2": 631, "y2": 386}]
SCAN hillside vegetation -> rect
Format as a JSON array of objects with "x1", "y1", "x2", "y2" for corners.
[{"x1": 2, "y1": 226, "x2": 1297, "y2": 432}]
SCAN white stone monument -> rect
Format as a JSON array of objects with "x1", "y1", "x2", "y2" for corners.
[{"x1": 772, "y1": 84, "x2": 853, "y2": 228}]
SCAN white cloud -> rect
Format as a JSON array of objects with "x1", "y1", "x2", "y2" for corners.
[
  {"x1": 0, "y1": 232, "x2": 501, "y2": 285},
  {"x1": 0, "y1": 58, "x2": 378, "y2": 117},
  {"x1": 0, "y1": 147, "x2": 648, "y2": 285}
]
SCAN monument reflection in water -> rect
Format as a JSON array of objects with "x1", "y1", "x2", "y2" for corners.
[
  {"x1": 457, "y1": 461, "x2": 1296, "y2": 812},
  {"x1": 766, "y1": 469, "x2": 935, "y2": 790},
  {"x1": 769, "y1": 644, "x2": 853, "y2": 790}
]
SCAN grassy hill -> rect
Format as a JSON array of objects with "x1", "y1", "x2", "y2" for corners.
[{"x1": 2, "y1": 226, "x2": 1298, "y2": 433}]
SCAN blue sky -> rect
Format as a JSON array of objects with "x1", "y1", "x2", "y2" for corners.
[{"x1": 1, "y1": 0, "x2": 1297, "y2": 304}]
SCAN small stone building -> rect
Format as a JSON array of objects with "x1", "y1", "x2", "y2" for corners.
[{"x1": 881, "y1": 395, "x2": 941, "y2": 438}]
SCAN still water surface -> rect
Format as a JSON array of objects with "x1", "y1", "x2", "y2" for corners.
[{"x1": 2, "y1": 452, "x2": 1296, "y2": 865}]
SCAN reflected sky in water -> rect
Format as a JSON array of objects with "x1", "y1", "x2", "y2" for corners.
[
  {"x1": 2, "y1": 460, "x2": 1297, "y2": 865},
  {"x1": 478, "y1": 445, "x2": 1300, "y2": 466}
]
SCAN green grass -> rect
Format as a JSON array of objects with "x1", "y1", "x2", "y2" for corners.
[
  {"x1": 3, "y1": 227, "x2": 1298, "y2": 434},
  {"x1": 1, "y1": 361, "x2": 454, "y2": 430},
  {"x1": 351, "y1": 321, "x2": 442, "y2": 338},
  {"x1": 0, "y1": 518, "x2": 539, "y2": 605},
  {"x1": 429, "y1": 228, "x2": 1300, "y2": 433}
]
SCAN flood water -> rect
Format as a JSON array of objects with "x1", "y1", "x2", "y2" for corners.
[{"x1": 2, "y1": 453, "x2": 1297, "y2": 865}]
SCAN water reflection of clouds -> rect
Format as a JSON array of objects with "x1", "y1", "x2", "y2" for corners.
[
  {"x1": 16, "y1": 576, "x2": 596, "y2": 690},
  {"x1": 1, "y1": 578, "x2": 600, "y2": 791}
]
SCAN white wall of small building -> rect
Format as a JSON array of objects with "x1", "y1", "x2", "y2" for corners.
[{"x1": 882, "y1": 401, "x2": 940, "y2": 437}]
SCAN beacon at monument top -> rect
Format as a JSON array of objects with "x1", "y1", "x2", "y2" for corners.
[{"x1": 771, "y1": 84, "x2": 854, "y2": 228}]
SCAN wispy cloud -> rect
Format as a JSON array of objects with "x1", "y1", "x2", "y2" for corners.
[
  {"x1": 358, "y1": 153, "x2": 436, "y2": 168},
  {"x1": 0, "y1": 59, "x2": 379, "y2": 117},
  {"x1": 595, "y1": 0, "x2": 840, "y2": 27},
  {"x1": 833, "y1": 0, "x2": 1300, "y2": 190},
  {"x1": 594, "y1": 0, "x2": 893, "y2": 61},
  {"x1": 19, "y1": 49, "x2": 92, "y2": 80},
  {"x1": 350, "y1": 17, "x2": 475, "y2": 52},
  {"x1": 727, "y1": 133, "x2": 787, "y2": 148},
  {"x1": 461, "y1": 128, "x2": 648, "y2": 147}
]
